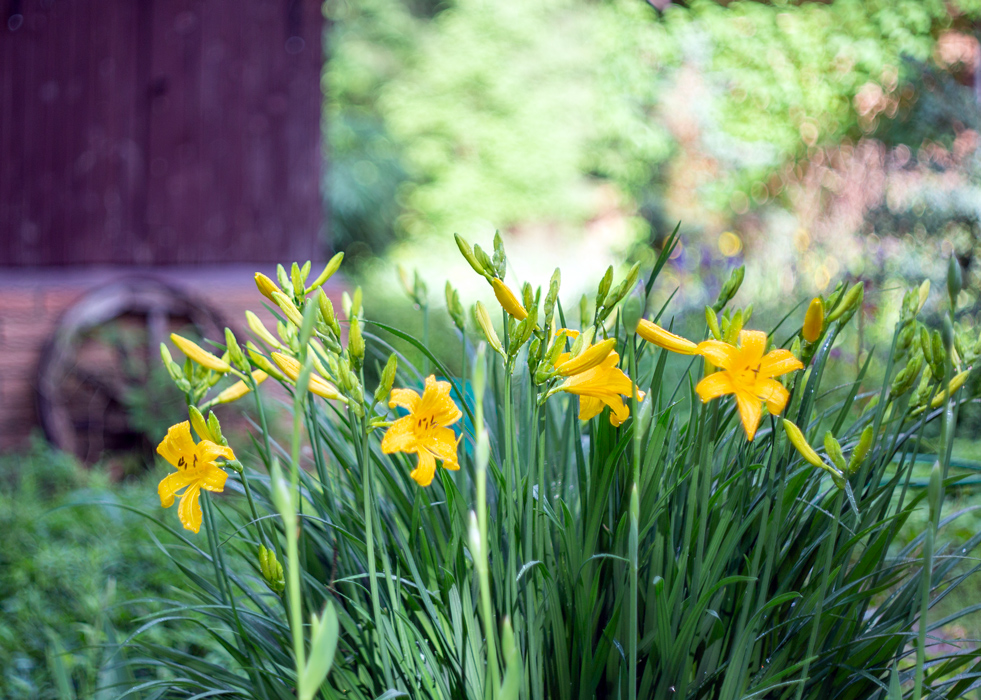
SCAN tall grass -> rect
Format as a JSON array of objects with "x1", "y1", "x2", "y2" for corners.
[{"x1": 121, "y1": 236, "x2": 980, "y2": 699}]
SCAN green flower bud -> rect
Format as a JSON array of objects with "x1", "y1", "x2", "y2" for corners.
[
  {"x1": 827, "y1": 281, "x2": 863, "y2": 323},
  {"x1": 724, "y1": 308, "x2": 744, "y2": 345},
  {"x1": 291, "y1": 262, "x2": 304, "y2": 298},
  {"x1": 455, "y1": 233, "x2": 487, "y2": 277},
  {"x1": 473, "y1": 245, "x2": 495, "y2": 279},
  {"x1": 474, "y1": 302, "x2": 505, "y2": 358},
  {"x1": 373, "y1": 354, "x2": 398, "y2": 405},
  {"x1": 823, "y1": 432, "x2": 847, "y2": 472},
  {"x1": 351, "y1": 286, "x2": 363, "y2": 319},
  {"x1": 595, "y1": 266, "x2": 614, "y2": 309},
  {"x1": 917, "y1": 279, "x2": 930, "y2": 314},
  {"x1": 492, "y1": 231, "x2": 507, "y2": 278},
  {"x1": 224, "y1": 328, "x2": 249, "y2": 373},
  {"x1": 276, "y1": 264, "x2": 291, "y2": 292},
  {"x1": 942, "y1": 316, "x2": 954, "y2": 353},
  {"x1": 258, "y1": 545, "x2": 286, "y2": 593},
  {"x1": 348, "y1": 317, "x2": 365, "y2": 371},
  {"x1": 890, "y1": 354, "x2": 923, "y2": 399},
  {"x1": 947, "y1": 256, "x2": 962, "y2": 308},
  {"x1": 308, "y1": 252, "x2": 344, "y2": 290},
  {"x1": 713, "y1": 265, "x2": 745, "y2": 312},
  {"x1": 207, "y1": 411, "x2": 226, "y2": 446},
  {"x1": 189, "y1": 405, "x2": 214, "y2": 443},
  {"x1": 544, "y1": 268, "x2": 561, "y2": 328},
  {"x1": 705, "y1": 306, "x2": 721, "y2": 340},
  {"x1": 847, "y1": 425, "x2": 874, "y2": 476},
  {"x1": 445, "y1": 282, "x2": 466, "y2": 333},
  {"x1": 318, "y1": 289, "x2": 341, "y2": 336}
]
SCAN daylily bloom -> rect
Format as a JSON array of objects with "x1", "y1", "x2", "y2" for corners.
[
  {"x1": 156, "y1": 421, "x2": 234, "y2": 533},
  {"x1": 695, "y1": 330, "x2": 803, "y2": 441},
  {"x1": 556, "y1": 348, "x2": 644, "y2": 426},
  {"x1": 382, "y1": 375, "x2": 462, "y2": 487}
]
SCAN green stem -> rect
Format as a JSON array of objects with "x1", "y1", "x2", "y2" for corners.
[
  {"x1": 628, "y1": 335, "x2": 641, "y2": 700},
  {"x1": 286, "y1": 396, "x2": 306, "y2": 690}
]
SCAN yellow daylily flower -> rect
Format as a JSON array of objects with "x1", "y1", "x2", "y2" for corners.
[
  {"x1": 556, "y1": 349, "x2": 644, "y2": 426},
  {"x1": 694, "y1": 330, "x2": 804, "y2": 441},
  {"x1": 636, "y1": 319, "x2": 699, "y2": 355},
  {"x1": 156, "y1": 421, "x2": 233, "y2": 533},
  {"x1": 381, "y1": 375, "x2": 462, "y2": 487},
  {"x1": 492, "y1": 278, "x2": 528, "y2": 320}
]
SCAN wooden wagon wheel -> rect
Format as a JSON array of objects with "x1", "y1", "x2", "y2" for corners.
[{"x1": 36, "y1": 277, "x2": 225, "y2": 466}]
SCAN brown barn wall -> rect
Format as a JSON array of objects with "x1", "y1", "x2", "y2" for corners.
[{"x1": 0, "y1": 0, "x2": 324, "y2": 266}]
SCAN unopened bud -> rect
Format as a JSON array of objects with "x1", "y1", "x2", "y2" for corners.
[
  {"x1": 917, "y1": 279, "x2": 930, "y2": 314},
  {"x1": 455, "y1": 234, "x2": 487, "y2": 277},
  {"x1": 930, "y1": 369, "x2": 971, "y2": 408},
  {"x1": 823, "y1": 432, "x2": 847, "y2": 472},
  {"x1": 276, "y1": 264, "x2": 291, "y2": 292},
  {"x1": 291, "y1": 262, "x2": 304, "y2": 298},
  {"x1": 890, "y1": 354, "x2": 923, "y2": 399},
  {"x1": 224, "y1": 328, "x2": 249, "y2": 373},
  {"x1": 543, "y1": 268, "x2": 561, "y2": 327},
  {"x1": 474, "y1": 302, "x2": 505, "y2": 357},
  {"x1": 713, "y1": 265, "x2": 745, "y2": 311},
  {"x1": 595, "y1": 266, "x2": 614, "y2": 309},
  {"x1": 258, "y1": 545, "x2": 286, "y2": 593},
  {"x1": 473, "y1": 245, "x2": 495, "y2": 278},
  {"x1": 492, "y1": 231, "x2": 507, "y2": 278},
  {"x1": 948, "y1": 256, "x2": 963, "y2": 307},
  {"x1": 374, "y1": 354, "x2": 398, "y2": 405},
  {"x1": 348, "y1": 317, "x2": 365, "y2": 370},
  {"x1": 271, "y1": 291, "x2": 304, "y2": 327},
  {"x1": 492, "y1": 278, "x2": 528, "y2": 321},
  {"x1": 318, "y1": 290, "x2": 341, "y2": 335},
  {"x1": 827, "y1": 281, "x2": 863, "y2": 323},
  {"x1": 170, "y1": 334, "x2": 231, "y2": 373},
  {"x1": 847, "y1": 425, "x2": 874, "y2": 475},
  {"x1": 802, "y1": 297, "x2": 824, "y2": 343},
  {"x1": 189, "y1": 405, "x2": 214, "y2": 442},
  {"x1": 255, "y1": 272, "x2": 280, "y2": 301},
  {"x1": 705, "y1": 307, "x2": 721, "y2": 340},
  {"x1": 214, "y1": 370, "x2": 268, "y2": 404},
  {"x1": 445, "y1": 282, "x2": 466, "y2": 332},
  {"x1": 207, "y1": 411, "x2": 226, "y2": 446},
  {"x1": 246, "y1": 343, "x2": 285, "y2": 380},
  {"x1": 246, "y1": 310, "x2": 284, "y2": 350},
  {"x1": 308, "y1": 252, "x2": 344, "y2": 290},
  {"x1": 724, "y1": 308, "x2": 744, "y2": 345}
]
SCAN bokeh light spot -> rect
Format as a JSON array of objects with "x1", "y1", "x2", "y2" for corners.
[{"x1": 718, "y1": 231, "x2": 742, "y2": 257}]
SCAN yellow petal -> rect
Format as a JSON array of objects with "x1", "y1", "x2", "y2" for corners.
[
  {"x1": 381, "y1": 416, "x2": 418, "y2": 454},
  {"x1": 196, "y1": 440, "x2": 235, "y2": 466},
  {"x1": 419, "y1": 376, "x2": 463, "y2": 427},
  {"x1": 158, "y1": 469, "x2": 196, "y2": 508},
  {"x1": 272, "y1": 352, "x2": 301, "y2": 381},
  {"x1": 170, "y1": 334, "x2": 230, "y2": 373},
  {"x1": 694, "y1": 340, "x2": 739, "y2": 369},
  {"x1": 759, "y1": 349, "x2": 804, "y2": 379},
  {"x1": 425, "y1": 427, "x2": 460, "y2": 467},
  {"x1": 157, "y1": 422, "x2": 197, "y2": 469},
  {"x1": 492, "y1": 278, "x2": 528, "y2": 320},
  {"x1": 178, "y1": 485, "x2": 204, "y2": 533},
  {"x1": 255, "y1": 272, "x2": 280, "y2": 301},
  {"x1": 734, "y1": 391, "x2": 763, "y2": 441},
  {"x1": 198, "y1": 463, "x2": 229, "y2": 493},
  {"x1": 410, "y1": 450, "x2": 437, "y2": 487},
  {"x1": 756, "y1": 378, "x2": 790, "y2": 415},
  {"x1": 555, "y1": 338, "x2": 617, "y2": 377},
  {"x1": 578, "y1": 396, "x2": 605, "y2": 422},
  {"x1": 737, "y1": 330, "x2": 768, "y2": 363},
  {"x1": 389, "y1": 387, "x2": 421, "y2": 412},
  {"x1": 607, "y1": 396, "x2": 630, "y2": 426},
  {"x1": 636, "y1": 319, "x2": 698, "y2": 355},
  {"x1": 695, "y1": 372, "x2": 735, "y2": 403}
]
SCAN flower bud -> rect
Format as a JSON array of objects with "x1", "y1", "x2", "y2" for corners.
[
  {"x1": 636, "y1": 319, "x2": 698, "y2": 355},
  {"x1": 782, "y1": 419, "x2": 825, "y2": 470},
  {"x1": 445, "y1": 282, "x2": 466, "y2": 332},
  {"x1": 917, "y1": 279, "x2": 930, "y2": 314},
  {"x1": 351, "y1": 287, "x2": 363, "y2": 319},
  {"x1": 823, "y1": 432, "x2": 847, "y2": 472},
  {"x1": 308, "y1": 252, "x2": 344, "y2": 290},
  {"x1": 473, "y1": 245, "x2": 495, "y2": 278},
  {"x1": 724, "y1": 309, "x2": 744, "y2": 345},
  {"x1": 826, "y1": 281, "x2": 863, "y2": 323},
  {"x1": 254, "y1": 272, "x2": 280, "y2": 301},
  {"x1": 544, "y1": 268, "x2": 561, "y2": 327},
  {"x1": 246, "y1": 310, "x2": 285, "y2": 350},
  {"x1": 492, "y1": 231, "x2": 507, "y2": 278},
  {"x1": 847, "y1": 425, "x2": 874, "y2": 475},
  {"x1": 258, "y1": 545, "x2": 286, "y2": 593},
  {"x1": 713, "y1": 265, "x2": 745, "y2": 311},
  {"x1": 595, "y1": 266, "x2": 614, "y2": 309},
  {"x1": 224, "y1": 328, "x2": 249, "y2": 373},
  {"x1": 170, "y1": 333, "x2": 231, "y2": 373},
  {"x1": 374, "y1": 354, "x2": 398, "y2": 405},
  {"x1": 930, "y1": 330, "x2": 946, "y2": 380},
  {"x1": 318, "y1": 289, "x2": 341, "y2": 336},
  {"x1": 189, "y1": 405, "x2": 215, "y2": 442},
  {"x1": 207, "y1": 411, "x2": 226, "y2": 446},
  {"x1": 276, "y1": 264, "x2": 291, "y2": 292},
  {"x1": 348, "y1": 316, "x2": 365, "y2": 371},
  {"x1": 930, "y1": 369, "x2": 971, "y2": 408},
  {"x1": 948, "y1": 256, "x2": 962, "y2": 308},
  {"x1": 802, "y1": 297, "x2": 824, "y2": 343},
  {"x1": 215, "y1": 370, "x2": 268, "y2": 404},
  {"x1": 455, "y1": 233, "x2": 487, "y2": 277},
  {"x1": 473, "y1": 302, "x2": 505, "y2": 357},
  {"x1": 271, "y1": 291, "x2": 304, "y2": 327},
  {"x1": 705, "y1": 307, "x2": 721, "y2": 340},
  {"x1": 246, "y1": 342, "x2": 285, "y2": 380},
  {"x1": 492, "y1": 278, "x2": 528, "y2": 320},
  {"x1": 942, "y1": 316, "x2": 954, "y2": 353},
  {"x1": 889, "y1": 354, "x2": 923, "y2": 399},
  {"x1": 291, "y1": 262, "x2": 304, "y2": 298}
]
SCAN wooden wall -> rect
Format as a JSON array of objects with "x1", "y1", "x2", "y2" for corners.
[{"x1": 0, "y1": 0, "x2": 324, "y2": 265}]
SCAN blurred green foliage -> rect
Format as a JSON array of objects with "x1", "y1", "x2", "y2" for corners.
[{"x1": 0, "y1": 441, "x2": 225, "y2": 699}]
